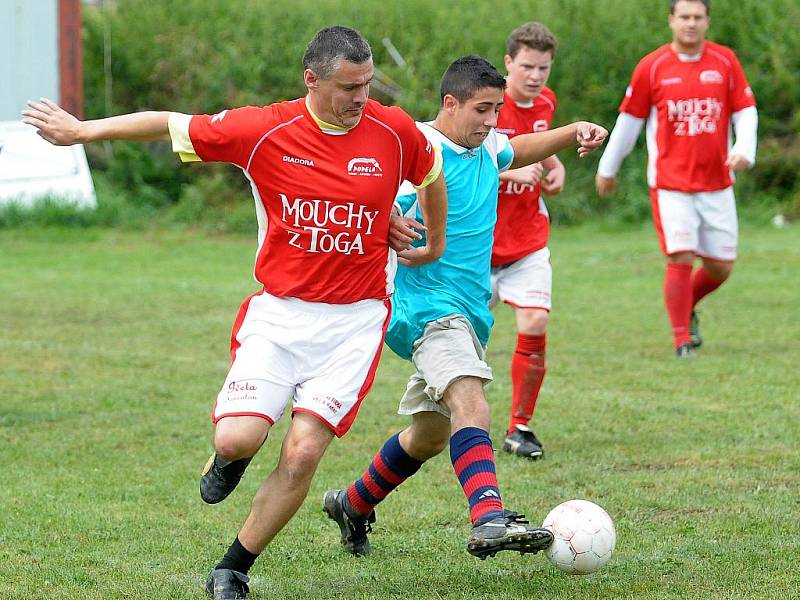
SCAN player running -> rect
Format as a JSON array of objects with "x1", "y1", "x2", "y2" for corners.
[
  {"x1": 595, "y1": 0, "x2": 758, "y2": 357},
  {"x1": 491, "y1": 22, "x2": 564, "y2": 461},
  {"x1": 323, "y1": 56, "x2": 606, "y2": 560},
  {"x1": 23, "y1": 26, "x2": 446, "y2": 600}
]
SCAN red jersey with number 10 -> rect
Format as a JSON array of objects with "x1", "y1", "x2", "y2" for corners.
[
  {"x1": 620, "y1": 41, "x2": 756, "y2": 192},
  {"x1": 182, "y1": 98, "x2": 437, "y2": 304},
  {"x1": 492, "y1": 88, "x2": 557, "y2": 266}
]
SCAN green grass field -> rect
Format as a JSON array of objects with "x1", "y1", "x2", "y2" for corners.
[{"x1": 1, "y1": 223, "x2": 798, "y2": 599}]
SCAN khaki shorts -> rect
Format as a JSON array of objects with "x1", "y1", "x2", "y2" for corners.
[{"x1": 397, "y1": 314, "x2": 493, "y2": 419}]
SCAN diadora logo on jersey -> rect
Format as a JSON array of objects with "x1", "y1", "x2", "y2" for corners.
[
  {"x1": 744, "y1": 86, "x2": 754, "y2": 98},
  {"x1": 282, "y1": 155, "x2": 315, "y2": 167},
  {"x1": 478, "y1": 490, "x2": 500, "y2": 500},
  {"x1": 496, "y1": 128, "x2": 515, "y2": 135},
  {"x1": 348, "y1": 157, "x2": 383, "y2": 176},
  {"x1": 661, "y1": 77, "x2": 683, "y2": 86},
  {"x1": 533, "y1": 119, "x2": 549, "y2": 132},
  {"x1": 667, "y1": 97, "x2": 722, "y2": 136},
  {"x1": 280, "y1": 194, "x2": 378, "y2": 255},
  {"x1": 210, "y1": 110, "x2": 228, "y2": 124},
  {"x1": 699, "y1": 69, "x2": 723, "y2": 84},
  {"x1": 625, "y1": 85, "x2": 633, "y2": 98}
]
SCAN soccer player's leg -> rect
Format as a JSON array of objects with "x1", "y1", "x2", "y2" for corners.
[
  {"x1": 201, "y1": 292, "x2": 297, "y2": 504},
  {"x1": 324, "y1": 408, "x2": 447, "y2": 556},
  {"x1": 206, "y1": 414, "x2": 333, "y2": 599},
  {"x1": 414, "y1": 315, "x2": 553, "y2": 558},
  {"x1": 494, "y1": 249, "x2": 552, "y2": 459},
  {"x1": 690, "y1": 188, "x2": 738, "y2": 347},
  {"x1": 443, "y1": 377, "x2": 553, "y2": 559},
  {"x1": 652, "y1": 189, "x2": 700, "y2": 357}
]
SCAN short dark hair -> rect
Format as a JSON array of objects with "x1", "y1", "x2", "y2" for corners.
[
  {"x1": 669, "y1": 0, "x2": 710, "y2": 15},
  {"x1": 302, "y1": 26, "x2": 372, "y2": 79},
  {"x1": 506, "y1": 22, "x2": 558, "y2": 59},
  {"x1": 440, "y1": 56, "x2": 506, "y2": 103}
]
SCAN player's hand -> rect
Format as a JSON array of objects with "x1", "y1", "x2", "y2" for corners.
[
  {"x1": 541, "y1": 162, "x2": 565, "y2": 196},
  {"x1": 575, "y1": 122, "x2": 608, "y2": 157},
  {"x1": 397, "y1": 245, "x2": 440, "y2": 268},
  {"x1": 21, "y1": 98, "x2": 83, "y2": 145},
  {"x1": 502, "y1": 163, "x2": 545, "y2": 186},
  {"x1": 726, "y1": 154, "x2": 752, "y2": 172},
  {"x1": 595, "y1": 174, "x2": 617, "y2": 198},
  {"x1": 389, "y1": 215, "x2": 426, "y2": 252}
]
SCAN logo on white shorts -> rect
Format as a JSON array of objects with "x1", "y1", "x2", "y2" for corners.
[
  {"x1": 313, "y1": 396, "x2": 343, "y2": 413},
  {"x1": 225, "y1": 380, "x2": 258, "y2": 403}
]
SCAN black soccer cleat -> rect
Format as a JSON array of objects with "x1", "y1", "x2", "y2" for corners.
[
  {"x1": 690, "y1": 311, "x2": 703, "y2": 348},
  {"x1": 503, "y1": 425, "x2": 544, "y2": 460},
  {"x1": 205, "y1": 568, "x2": 249, "y2": 600},
  {"x1": 323, "y1": 489, "x2": 376, "y2": 556},
  {"x1": 675, "y1": 343, "x2": 696, "y2": 359},
  {"x1": 200, "y1": 453, "x2": 252, "y2": 504},
  {"x1": 467, "y1": 510, "x2": 554, "y2": 560}
]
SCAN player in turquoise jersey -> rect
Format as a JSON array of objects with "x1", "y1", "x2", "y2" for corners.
[{"x1": 323, "y1": 56, "x2": 606, "y2": 559}]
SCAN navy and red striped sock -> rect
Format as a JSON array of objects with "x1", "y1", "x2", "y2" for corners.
[
  {"x1": 345, "y1": 433, "x2": 424, "y2": 518},
  {"x1": 450, "y1": 426, "x2": 503, "y2": 526}
]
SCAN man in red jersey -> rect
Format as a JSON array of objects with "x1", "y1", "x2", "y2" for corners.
[
  {"x1": 491, "y1": 22, "x2": 564, "y2": 460},
  {"x1": 596, "y1": 0, "x2": 757, "y2": 358},
  {"x1": 23, "y1": 26, "x2": 445, "y2": 600}
]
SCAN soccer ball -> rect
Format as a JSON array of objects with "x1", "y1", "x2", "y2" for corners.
[{"x1": 542, "y1": 499, "x2": 616, "y2": 575}]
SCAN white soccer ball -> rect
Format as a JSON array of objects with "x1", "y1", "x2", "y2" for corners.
[{"x1": 542, "y1": 499, "x2": 616, "y2": 575}]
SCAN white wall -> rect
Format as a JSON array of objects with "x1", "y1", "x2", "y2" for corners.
[{"x1": 0, "y1": 0, "x2": 59, "y2": 121}]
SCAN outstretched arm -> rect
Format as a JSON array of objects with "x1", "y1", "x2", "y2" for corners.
[
  {"x1": 22, "y1": 98, "x2": 170, "y2": 145},
  {"x1": 509, "y1": 122, "x2": 607, "y2": 169}
]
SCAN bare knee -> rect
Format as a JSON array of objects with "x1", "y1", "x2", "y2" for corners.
[
  {"x1": 401, "y1": 413, "x2": 450, "y2": 460},
  {"x1": 277, "y1": 440, "x2": 327, "y2": 488},
  {"x1": 515, "y1": 308, "x2": 548, "y2": 336},
  {"x1": 214, "y1": 428, "x2": 265, "y2": 460},
  {"x1": 405, "y1": 427, "x2": 449, "y2": 460},
  {"x1": 703, "y1": 258, "x2": 734, "y2": 282}
]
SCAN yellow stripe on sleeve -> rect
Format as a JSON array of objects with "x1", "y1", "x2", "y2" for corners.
[
  {"x1": 414, "y1": 143, "x2": 443, "y2": 189},
  {"x1": 168, "y1": 112, "x2": 201, "y2": 162}
]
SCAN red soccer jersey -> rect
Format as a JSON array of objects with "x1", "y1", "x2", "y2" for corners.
[
  {"x1": 492, "y1": 88, "x2": 557, "y2": 266},
  {"x1": 177, "y1": 98, "x2": 437, "y2": 304},
  {"x1": 620, "y1": 41, "x2": 756, "y2": 192}
]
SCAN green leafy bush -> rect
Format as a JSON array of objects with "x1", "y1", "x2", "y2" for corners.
[{"x1": 72, "y1": 0, "x2": 800, "y2": 228}]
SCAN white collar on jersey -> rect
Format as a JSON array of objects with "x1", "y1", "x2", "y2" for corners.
[
  {"x1": 677, "y1": 52, "x2": 703, "y2": 62},
  {"x1": 419, "y1": 121, "x2": 486, "y2": 156}
]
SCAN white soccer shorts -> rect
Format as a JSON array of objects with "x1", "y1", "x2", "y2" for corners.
[
  {"x1": 650, "y1": 187, "x2": 738, "y2": 261},
  {"x1": 212, "y1": 290, "x2": 390, "y2": 437},
  {"x1": 490, "y1": 247, "x2": 552, "y2": 310}
]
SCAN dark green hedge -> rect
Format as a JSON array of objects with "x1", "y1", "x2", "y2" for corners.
[{"x1": 81, "y1": 0, "x2": 800, "y2": 228}]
